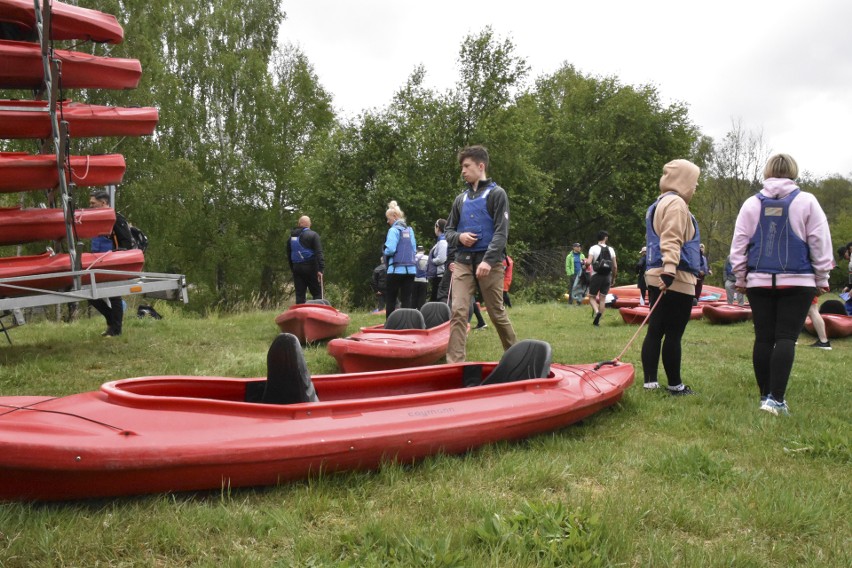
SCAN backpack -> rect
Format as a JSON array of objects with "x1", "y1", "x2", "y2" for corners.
[
  {"x1": 594, "y1": 245, "x2": 613, "y2": 275},
  {"x1": 129, "y1": 225, "x2": 148, "y2": 252}
]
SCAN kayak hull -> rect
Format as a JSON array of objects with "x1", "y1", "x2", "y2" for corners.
[
  {"x1": 0, "y1": 151, "x2": 126, "y2": 192},
  {"x1": 274, "y1": 304, "x2": 350, "y2": 343}
]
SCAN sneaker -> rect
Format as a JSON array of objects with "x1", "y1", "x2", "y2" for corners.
[
  {"x1": 760, "y1": 396, "x2": 790, "y2": 416},
  {"x1": 809, "y1": 340, "x2": 832, "y2": 350},
  {"x1": 593, "y1": 313, "x2": 602, "y2": 326},
  {"x1": 474, "y1": 323, "x2": 488, "y2": 331},
  {"x1": 644, "y1": 381, "x2": 660, "y2": 390},
  {"x1": 668, "y1": 384, "x2": 695, "y2": 396}
]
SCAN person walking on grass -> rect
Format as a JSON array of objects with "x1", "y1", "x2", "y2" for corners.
[
  {"x1": 586, "y1": 231, "x2": 617, "y2": 326},
  {"x1": 730, "y1": 154, "x2": 833, "y2": 416},
  {"x1": 565, "y1": 242, "x2": 586, "y2": 305},
  {"x1": 445, "y1": 145, "x2": 517, "y2": 362},
  {"x1": 641, "y1": 159, "x2": 702, "y2": 396}
]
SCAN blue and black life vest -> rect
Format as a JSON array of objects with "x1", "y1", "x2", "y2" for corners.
[
  {"x1": 645, "y1": 192, "x2": 702, "y2": 276},
  {"x1": 456, "y1": 182, "x2": 496, "y2": 253},
  {"x1": 747, "y1": 189, "x2": 813, "y2": 274},
  {"x1": 91, "y1": 235, "x2": 113, "y2": 253},
  {"x1": 290, "y1": 228, "x2": 315, "y2": 263},
  {"x1": 390, "y1": 222, "x2": 415, "y2": 267}
]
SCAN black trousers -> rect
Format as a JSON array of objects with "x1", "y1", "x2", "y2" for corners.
[
  {"x1": 90, "y1": 297, "x2": 124, "y2": 335},
  {"x1": 292, "y1": 262, "x2": 321, "y2": 304},
  {"x1": 641, "y1": 287, "x2": 694, "y2": 387},
  {"x1": 747, "y1": 286, "x2": 815, "y2": 402},
  {"x1": 385, "y1": 273, "x2": 415, "y2": 318}
]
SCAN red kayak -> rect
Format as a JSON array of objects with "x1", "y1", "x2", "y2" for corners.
[
  {"x1": 0, "y1": 334, "x2": 634, "y2": 501},
  {"x1": 0, "y1": 249, "x2": 144, "y2": 296},
  {"x1": 327, "y1": 304, "x2": 455, "y2": 373},
  {"x1": 702, "y1": 303, "x2": 752, "y2": 324},
  {"x1": 0, "y1": 0, "x2": 123, "y2": 44},
  {"x1": 0, "y1": 99, "x2": 158, "y2": 138},
  {"x1": 274, "y1": 302, "x2": 350, "y2": 344},
  {"x1": 619, "y1": 304, "x2": 704, "y2": 324},
  {"x1": 0, "y1": 39, "x2": 141, "y2": 90},
  {"x1": 611, "y1": 284, "x2": 726, "y2": 302},
  {"x1": 805, "y1": 314, "x2": 852, "y2": 339},
  {"x1": 0, "y1": 206, "x2": 115, "y2": 245},
  {"x1": 0, "y1": 151, "x2": 126, "y2": 192}
]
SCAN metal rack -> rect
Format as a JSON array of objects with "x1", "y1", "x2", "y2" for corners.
[{"x1": 0, "y1": 1, "x2": 188, "y2": 323}]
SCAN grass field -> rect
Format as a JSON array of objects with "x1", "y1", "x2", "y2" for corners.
[{"x1": 0, "y1": 300, "x2": 849, "y2": 567}]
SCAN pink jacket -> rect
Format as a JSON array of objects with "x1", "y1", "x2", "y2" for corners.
[{"x1": 730, "y1": 178, "x2": 833, "y2": 289}]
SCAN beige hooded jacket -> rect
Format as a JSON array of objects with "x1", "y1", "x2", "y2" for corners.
[{"x1": 644, "y1": 159, "x2": 700, "y2": 296}]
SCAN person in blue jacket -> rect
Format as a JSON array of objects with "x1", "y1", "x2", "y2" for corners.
[{"x1": 383, "y1": 200, "x2": 417, "y2": 318}]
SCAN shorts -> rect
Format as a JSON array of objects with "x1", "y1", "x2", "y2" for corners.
[{"x1": 589, "y1": 273, "x2": 611, "y2": 296}]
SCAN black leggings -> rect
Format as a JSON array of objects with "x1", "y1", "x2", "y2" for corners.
[
  {"x1": 385, "y1": 273, "x2": 415, "y2": 318},
  {"x1": 641, "y1": 287, "x2": 694, "y2": 387},
  {"x1": 747, "y1": 286, "x2": 815, "y2": 402}
]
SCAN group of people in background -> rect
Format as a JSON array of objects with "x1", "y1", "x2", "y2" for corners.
[
  {"x1": 560, "y1": 153, "x2": 842, "y2": 416},
  {"x1": 286, "y1": 145, "x2": 845, "y2": 416}
]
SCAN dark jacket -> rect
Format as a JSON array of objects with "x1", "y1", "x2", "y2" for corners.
[
  {"x1": 371, "y1": 263, "x2": 387, "y2": 293},
  {"x1": 287, "y1": 227, "x2": 324, "y2": 272},
  {"x1": 445, "y1": 178, "x2": 510, "y2": 267}
]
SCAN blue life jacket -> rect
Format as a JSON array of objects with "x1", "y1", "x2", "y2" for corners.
[
  {"x1": 91, "y1": 235, "x2": 113, "y2": 253},
  {"x1": 390, "y1": 222, "x2": 415, "y2": 267},
  {"x1": 645, "y1": 192, "x2": 702, "y2": 275},
  {"x1": 456, "y1": 182, "x2": 496, "y2": 253},
  {"x1": 290, "y1": 228, "x2": 315, "y2": 263},
  {"x1": 426, "y1": 234, "x2": 446, "y2": 278},
  {"x1": 747, "y1": 189, "x2": 813, "y2": 274},
  {"x1": 572, "y1": 252, "x2": 583, "y2": 275}
]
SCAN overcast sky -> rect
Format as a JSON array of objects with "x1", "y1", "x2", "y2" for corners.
[{"x1": 279, "y1": 0, "x2": 852, "y2": 179}]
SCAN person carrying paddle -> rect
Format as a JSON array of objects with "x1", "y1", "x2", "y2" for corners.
[
  {"x1": 444, "y1": 145, "x2": 517, "y2": 363},
  {"x1": 641, "y1": 159, "x2": 702, "y2": 395},
  {"x1": 287, "y1": 215, "x2": 324, "y2": 304}
]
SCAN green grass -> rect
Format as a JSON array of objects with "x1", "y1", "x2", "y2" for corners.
[{"x1": 1, "y1": 301, "x2": 850, "y2": 567}]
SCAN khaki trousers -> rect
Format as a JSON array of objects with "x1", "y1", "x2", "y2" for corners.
[{"x1": 447, "y1": 262, "x2": 517, "y2": 363}]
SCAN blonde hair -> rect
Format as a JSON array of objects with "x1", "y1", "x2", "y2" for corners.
[
  {"x1": 763, "y1": 154, "x2": 799, "y2": 180},
  {"x1": 386, "y1": 200, "x2": 405, "y2": 221}
]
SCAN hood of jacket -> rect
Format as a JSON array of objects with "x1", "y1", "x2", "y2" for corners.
[
  {"x1": 659, "y1": 159, "x2": 700, "y2": 203},
  {"x1": 760, "y1": 177, "x2": 799, "y2": 199}
]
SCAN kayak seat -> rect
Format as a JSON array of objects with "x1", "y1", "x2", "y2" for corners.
[
  {"x1": 305, "y1": 299, "x2": 331, "y2": 306},
  {"x1": 420, "y1": 302, "x2": 451, "y2": 328},
  {"x1": 481, "y1": 340, "x2": 553, "y2": 386},
  {"x1": 819, "y1": 299, "x2": 846, "y2": 315},
  {"x1": 384, "y1": 308, "x2": 426, "y2": 330},
  {"x1": 262, "y1": 333, "x2": 319, "y2": 404}
]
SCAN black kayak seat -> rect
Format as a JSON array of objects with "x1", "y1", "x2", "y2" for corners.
[
  {"x1": 420, "y1": 302, "x2": 451, "y2": 328},
  {"x1": 384, "y1": 308, "x2": 426, "y2": 330},
  {"x1": 262, "y1": 333, "x2": 319, "y2": 404},
  {"x1": 481, "y1": 340, "x2": 553, "y2": 386},
  {"x1": 819, "y1": 299, "x2": 847, "y2": 315},
  {"x1": 305, "y1": 299, "x2": 331, "y2": 306}
]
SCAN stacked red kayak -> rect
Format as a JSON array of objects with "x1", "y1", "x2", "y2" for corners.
[{"x1": 0, "y1": 1, "x2": 154, "y2": 294}]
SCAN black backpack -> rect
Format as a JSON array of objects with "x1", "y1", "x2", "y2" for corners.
[
  {"x1": 129, "y1": 225, "x2": 148, "y2": 252},
  {"x1": 594, "y1": 245, "x2": 613, "y2": 275}
]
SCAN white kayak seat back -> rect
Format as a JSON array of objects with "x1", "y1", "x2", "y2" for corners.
[
  {"x1": 305, "y1": 299, "x2": 331, "y2": 306},
  {"x1": 263, "y1": 333, "x2": 319, "y2": 404},
  {"x1": 481, "y1": 340, "x2": 553, "y2": 385},
  {"x1": 420, "y1": 302, "x2": 451, "y2": 328},
  {"x1": 384, "y1": 308, "x2": 426, "y2": 330}
]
